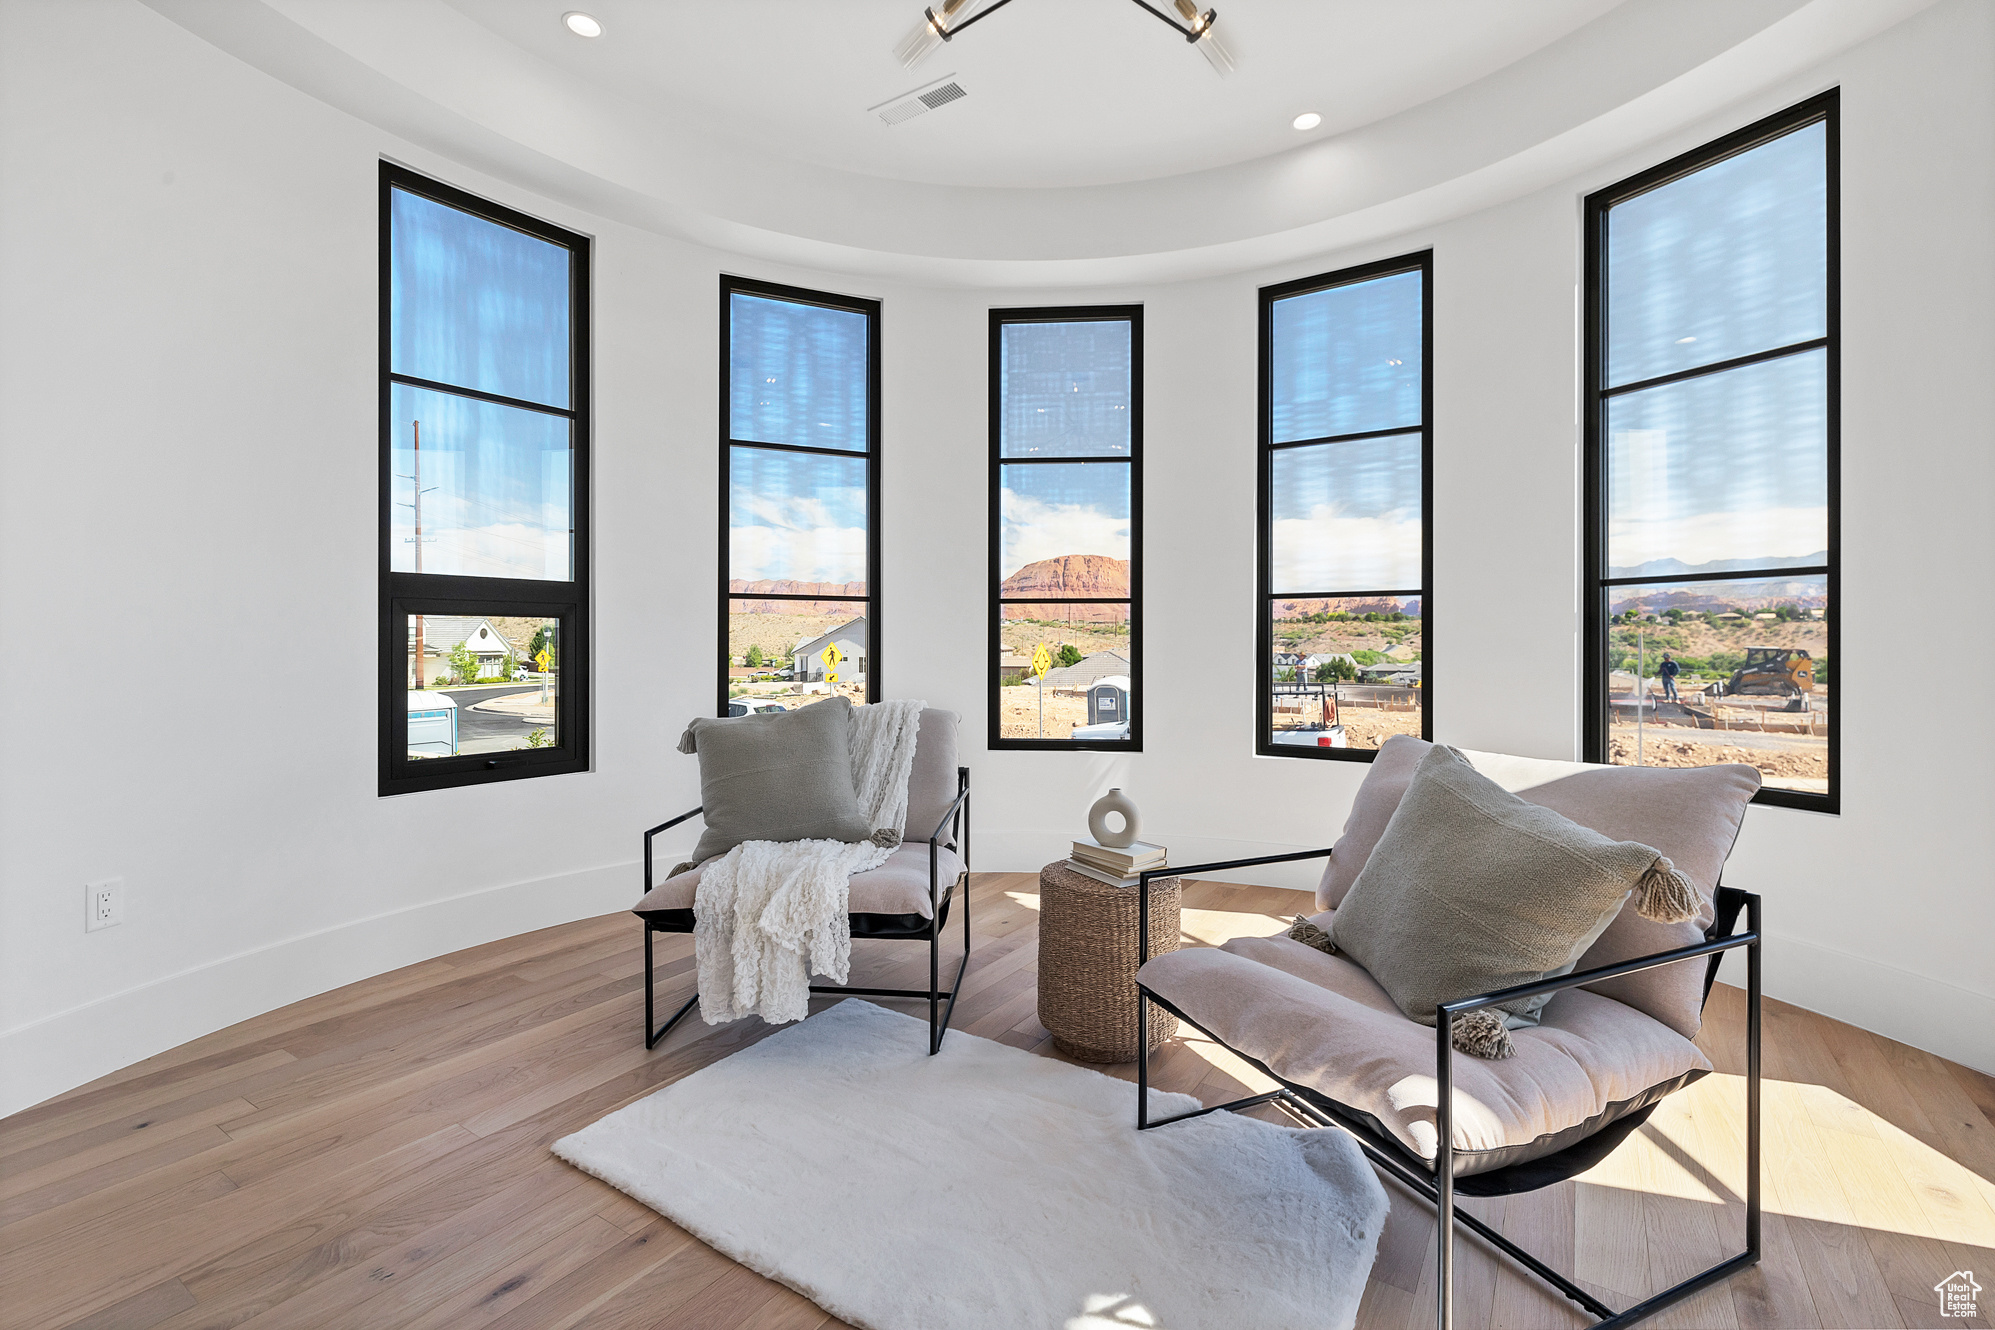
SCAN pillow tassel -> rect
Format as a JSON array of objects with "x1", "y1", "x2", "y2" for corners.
[
  {"x1": 668, "y1": 861, "x2": 697, "y2": 880},
  {"x1": 677, "y1": 728, "x2": 698, "y2": 755},
  {"x1": 869, "y1": 827, "x2": 902, "y2": 849},
  {"x1": 1634, "y1": 856, "x2": 1700, "y2": 924},
  {"x1": 1286, "y1": 915, "x2": 1336, "y2": 954},
  {"x1": 1451, "y1": 1009, "x2": 1515, "y2": 1060}
]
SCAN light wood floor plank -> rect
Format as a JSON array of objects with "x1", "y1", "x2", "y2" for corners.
[{"x1": 5, "y1": 875, "x2": 1985, "y2": 1330}]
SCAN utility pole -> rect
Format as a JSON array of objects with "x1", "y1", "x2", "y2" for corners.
[{"x1": 398, "y1": 420, "x2": 438, "y2": 687}]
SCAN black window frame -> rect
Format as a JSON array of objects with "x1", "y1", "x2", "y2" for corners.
[
  {"x1": 1582, "y1": 90, "x2": 1839, "y2": 814},
  {"x1": 1255, "y1": 251, "x2": 1434, "y2": 762},
  {"x1": 987, "y1": 304, "x2": 1144, "y2": 753},
  {"x1": 377, "y1": 163, "x2": 592, "y2": 796},
  {"x1": 719, "y1": 275, "x2": 882, "y2": 715}
]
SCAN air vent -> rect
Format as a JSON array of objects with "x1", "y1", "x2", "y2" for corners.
[{"x1": 870, "y1": 75, "x2": 967, "y2": 126}]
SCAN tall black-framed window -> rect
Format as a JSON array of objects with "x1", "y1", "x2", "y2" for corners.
[
  {"x1": 989, "y1": 306, "x2": 1142, "y2": 751},
  {"x1": 379, "y1": 163, "x2": 590, "y2": 796},
  {"x1": 1257, "y1": 252, "x2": 1432, "y2": 761},
  {"x1": 721, "y1": 277, "x2": 881, "y2": 716},
  {"x1": 1584, "y1": 91, "x2": 1838, "y2": 812}
]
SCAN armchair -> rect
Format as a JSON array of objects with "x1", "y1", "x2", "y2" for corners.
[
  {"x1": 1132, "y1": 743, "x2": 1763, "y2": 1330},
  {"x1": 633, "y1": 707, "x2": 972, "y2": 1054}
]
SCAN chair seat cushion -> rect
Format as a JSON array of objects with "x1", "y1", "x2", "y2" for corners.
[
  {"x1": 1139, "y1": 923, "x2": 1711, "y2": 1176},
  {"x1": 634, "y1": 843, "x2": 964, "y2": 921}
]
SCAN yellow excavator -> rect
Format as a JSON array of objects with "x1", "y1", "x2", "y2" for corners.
[{"x1": 1720, "y1": 648, "x2": 1815, "y2": 698}]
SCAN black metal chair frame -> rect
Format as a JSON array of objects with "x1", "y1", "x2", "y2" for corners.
[
  {"x1": 638, "y1": 766, "x2": 973, "y2": 1055},
  {"x1": 1134, "y1": 847, "x2": 1761, "y2": 1330}
]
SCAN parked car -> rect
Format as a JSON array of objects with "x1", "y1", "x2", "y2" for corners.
[{"x1": 726, "y1": 699, "x2": 790, "y2": 718}]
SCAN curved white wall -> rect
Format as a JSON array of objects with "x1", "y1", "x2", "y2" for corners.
[{"x1": 1, "y1": 0, "x2": 1989, "y2": 1116}]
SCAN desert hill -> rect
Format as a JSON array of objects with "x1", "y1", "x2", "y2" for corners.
[
  {"x1": 729, "y1": 579, "x2": 868, "y2": 614},
  {"x1": 999, "y1": 555, "x2": 1129, "y2": 622}
]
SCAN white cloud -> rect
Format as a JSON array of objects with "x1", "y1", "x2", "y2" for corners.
[
  {"x1": 1000, "y1": 489, "x2": 1128, "y2": 578},
  {"x1": 1270, "y1": 505, "x2": 1421, "y2": 592},
  {"x1": 730, "y1": 523, "x2": 869, "y2": 583},
  {"x1": 1608, "y1": 506, "x2": 1827, "y2": 570}
]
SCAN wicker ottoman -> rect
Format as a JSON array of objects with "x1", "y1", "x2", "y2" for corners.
[{"x1": 1035, "y1": 860, "x2": 1181, "y2": 1063}]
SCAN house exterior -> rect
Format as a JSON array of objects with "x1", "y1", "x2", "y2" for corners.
[
  {"x1": 407, "y1": 616, "x2": 521, "y2": 687},
  {"x1": 792, "y1": 617, "x2": 868, "y2": 684},
  {"x1": 1040, "y1": 650, "x2": 1130, "y2": 689}
]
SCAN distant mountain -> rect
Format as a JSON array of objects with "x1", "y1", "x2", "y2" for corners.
[
  {"x1": 729, "y1": 579, "x2": 867, "y2": 615},
  {"x1": 1607, "y1": 579, "x2": 1827, "y2": 616},
  {"x1": 1606, "y1": 551, "x2": 1827, "y2": 579},
  {"x1": 1273, "y1": 595, "x2": 1421, "y2": 620},
  {"x1": 1000, "y1": 555, "x2": 1130, "y2": 623}
]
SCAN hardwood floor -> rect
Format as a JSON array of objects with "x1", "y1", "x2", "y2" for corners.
[{"x1": 4, "y1": 874, "x2": 1992, "y2": 1330}]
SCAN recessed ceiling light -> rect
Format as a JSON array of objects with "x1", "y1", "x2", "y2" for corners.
[
  {"x1": 563, "y1": 11, "x2": 603, "y2": 38},
  {"x1": 1292, "y1": 112, "x2": 1321, "y2": 131}
]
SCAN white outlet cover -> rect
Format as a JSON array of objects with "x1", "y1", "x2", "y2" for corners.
[{"x1": 85, "y1": 878, "x2": 123, "y2": 932}]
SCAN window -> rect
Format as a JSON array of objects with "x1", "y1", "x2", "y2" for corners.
[
  {"x1": 989, "y1": 307, "x2": 1142, "y2": 749},
  {"x1": 1258, "y1": 254, "x2": 1431, "y2": 760},
  {"x1": 1584, "y1": 92, "x2": 1837, "y2": 811},
  {"x1": 722, "y1": 277, "x2": 880, "y2": 714},
  {"x1": 379, "y1": 164, "x2": 590, "y2": 794}
]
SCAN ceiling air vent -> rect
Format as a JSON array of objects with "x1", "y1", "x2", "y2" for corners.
[{"x1": 871, "y1": 75, "x2": 967, "y2": 126}]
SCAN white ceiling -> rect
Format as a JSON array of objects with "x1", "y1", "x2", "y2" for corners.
[
  {"x1": 148, "y1": 0, "x2": 1936, "y2": 283},
  {"x1": 438, "y1": 0, "x2": 1624, "y2": 189}
]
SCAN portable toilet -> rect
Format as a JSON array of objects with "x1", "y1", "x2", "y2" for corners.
[
  {"x1": 1086, "y1": 675, "x2": 1131, "y2": 728},
  {"x1": 407, "y1": 689, "x2": 458, "y2": 757}
]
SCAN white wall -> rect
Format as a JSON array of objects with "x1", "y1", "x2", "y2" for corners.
[{"x1": 1, "y1": 0, "x2": 1988, "y2": 1117}]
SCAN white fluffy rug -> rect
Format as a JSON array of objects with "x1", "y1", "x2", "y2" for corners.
[{"x1": 553, "y1": 999, "x2": 1389, "y2": 1330}]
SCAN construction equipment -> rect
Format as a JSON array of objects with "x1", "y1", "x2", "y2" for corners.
[{"x1": 1721, "y1": 647, "x2": 1815, "y2": 698}]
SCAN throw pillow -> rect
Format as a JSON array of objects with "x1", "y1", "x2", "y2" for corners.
[
  {"x1": 675, "y1": 697, "x2": 876, "y2": 871},
  {"x1": 1329, "y1": 745, "x2": 1699, "y2": 1057}
]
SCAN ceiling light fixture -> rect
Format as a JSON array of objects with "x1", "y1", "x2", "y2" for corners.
[
  {"x1": 1292, "y1": 112, "x2": 1321, "y2": 131},
  {"x1": 563, "y1": 11, "x2": 602, "y2": 38},
  {"x1": 894, "y1": 0, "x2": 1234, "y2": 75}
]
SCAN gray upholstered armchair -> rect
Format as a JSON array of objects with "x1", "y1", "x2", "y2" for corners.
[
  {"x1": 1132, "y1": 740, "x2": 1763, "y2": 1330},
  {"x1": 634, "y1": 707, "x2": 971, "y2": 1054}
]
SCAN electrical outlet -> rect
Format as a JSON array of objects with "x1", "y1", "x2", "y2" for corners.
[{"x1": 85, "y1": 878, "x2": 123, "y2": 932}]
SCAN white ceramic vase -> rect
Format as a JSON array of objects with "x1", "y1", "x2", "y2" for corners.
[{"x1": 1088, "y1": 788, "x2": 1141, "y2": 848}]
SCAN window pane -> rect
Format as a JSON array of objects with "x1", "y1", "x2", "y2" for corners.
[
  {"x1": 1270, "y1": 435, "x2": 1422, "y2": 594},
  {"x1": 728, "y1": 446, "x2": 870, "y2": 589},
  {"x1": 406, "y1": 614, "x2": 558, "y2": 756},
  {"x1": 728, "y1": 607, "x2": 867, "y2": 711},
  {"x1": 1603, "y1": 576, "x2": 1828, "y2": 796},
  {"x1": 998, "y1": 462, "x2": 1130, "y2": 585},
  {"x1": 1607, "y1": 121, "x2": 1826, "y2": 386},
  {"x1": 729, "y1": 294, "x2": 869, "y2": 451},
  {"x1": 995, "y1": 601, "x2": 1132, "y2": 741},
  {"x1": 998, "y1": 321, "x2": 1132, "y2": 458},
  {"x1": 389, "y1": 384, "x2": 572, "y2": 580},
  {"x1": 389, "y1": 189, "x2": 570, "y2": 409},
  {"x1": 1268, "y1": 597, "x2": 1422, "y2": 752},
  {"x1": 1270, "y1": 270, "x2": 1421, "y2": 443},
  {"x1": 1606, "y1": 350, "x2": 1827, "y2": 575}
]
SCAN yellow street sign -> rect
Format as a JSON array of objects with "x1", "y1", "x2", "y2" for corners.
[
  {"x1": 1030, "y1": 644, "x2": 1052, "y2": 678},
  {"x1": 535, "y1": 647, "x2": 551, "y2": 672},
  {"x1": 820, "y1": 643, "x2": 844, "y2": 669},
  {"x1": 825, "y1": 672, "x2": 840, "y2": 684}
]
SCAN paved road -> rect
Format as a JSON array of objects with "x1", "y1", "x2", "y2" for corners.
[{"x1": 434, "y1": 685, "x2": 546, "y2": 746}]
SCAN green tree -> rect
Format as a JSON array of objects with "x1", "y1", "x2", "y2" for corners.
[
  {"x1": 745, "y1": 644, "x2": 764, "y2": 667},
  {"x1": 1055, "y1": 643, "x2": 1084, "y2": 669},
  {"x1": 1314, "y1": 657, "x2": 1357, "y2": 683},
  {"x1": 447, "y1": 639, "x2": 480, "y2": 685},
  {"x1": 528, "y1": 624, "x2": 557, "y2": 670}
]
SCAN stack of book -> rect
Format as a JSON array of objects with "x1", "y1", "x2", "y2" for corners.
[{"x1": 1067, "y1": 837, "x2": 1168, "y2": 888}]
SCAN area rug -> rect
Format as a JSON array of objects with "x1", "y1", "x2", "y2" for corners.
[{"x1": 552, "y1": 999, "x2": 1388, "y2": 1330}]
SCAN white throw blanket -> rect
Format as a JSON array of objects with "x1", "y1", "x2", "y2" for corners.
[{"x1": 693, "y1": 699, "x2": 928, "y2": 1025}]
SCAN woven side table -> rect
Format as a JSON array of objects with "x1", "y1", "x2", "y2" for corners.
[{"x1": 1035, "y1": 860, "x2": 1181, "y2": 1063}]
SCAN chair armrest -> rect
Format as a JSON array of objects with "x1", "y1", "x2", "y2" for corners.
[
  {"x1": 1438, "y1": 891, "x2": 1761, "y2": 1018},
  {"x1": 1136, "y1": 846, "x2": 1336, "y2": 965},
  {"x1": 642, "y1": 807, "x2": 704, "y2": 897},
  {"x1": 929, "y1": 776, "x2": 971, "y2": 906},
  {"x1": 927, "y1": 783, "x2": 971, "y2": 849}
]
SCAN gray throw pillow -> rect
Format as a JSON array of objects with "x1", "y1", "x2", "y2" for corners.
[
  {"x1": 1329, "y1": 745, "x2": 1699, "y2": 1047},
  {"x1": 676, "y1": 697, "x2": 875, "y2": 869}
]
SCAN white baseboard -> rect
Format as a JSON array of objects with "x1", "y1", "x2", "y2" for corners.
[{"x1": 0, "y1": 863, "x2": 636, "y2": 1119}]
